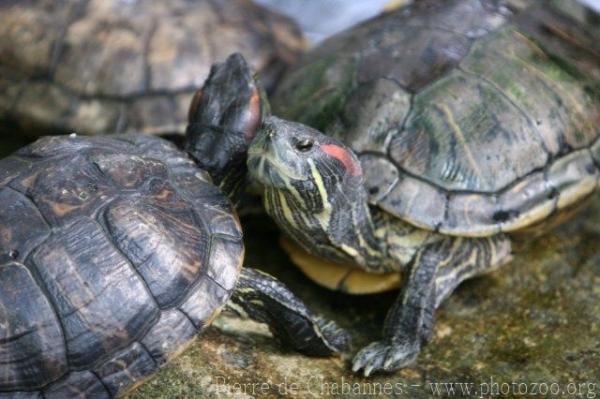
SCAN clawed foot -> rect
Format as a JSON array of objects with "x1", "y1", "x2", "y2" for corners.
[{"x1": 352, "y1": 339, "x2": 420, "y2": 376}]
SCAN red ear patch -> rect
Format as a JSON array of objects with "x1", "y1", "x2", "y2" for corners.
[
  {"x1": 320, "y1": 144, "x2": 362, "y2": 176},
  {"x1": 242, "y1": 86, "x2": 262, "y2": 141}
]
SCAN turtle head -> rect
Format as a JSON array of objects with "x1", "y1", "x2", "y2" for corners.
[
  {"x1": 248, "y1": 116, "x2": 363, "y2": 202},
  {"x1": 248, "y1": 116, "x2": 380, "y2": 265},
  {"x1": 185, "y1": 53, "x2": 269, "y2": 201}
]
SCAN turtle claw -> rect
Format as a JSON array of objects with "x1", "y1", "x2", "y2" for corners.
[{"x1": 352, "y1": 339, "x2": 420, "y2": 376}]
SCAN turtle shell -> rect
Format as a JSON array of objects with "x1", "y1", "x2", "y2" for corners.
[
  {"x1": 273, "y1": 0, "x2": 600, "y2": 237},
  {"x1": 0, "y1": 0, "x2": 304, "y2": 136},
  {"x1": 0, "y1": 134, "x2": 243, "y2": 397}
]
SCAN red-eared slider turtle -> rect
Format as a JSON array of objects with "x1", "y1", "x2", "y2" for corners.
[
  {"x1": 242, "y1": 0, "x2": 600, "y2": 375},
  {"x1": 0, "y1": 55, "x2": 346, "y2": 398},
  {"x1": 0, "y1": 0, "x2": 304, "y2": 137}
]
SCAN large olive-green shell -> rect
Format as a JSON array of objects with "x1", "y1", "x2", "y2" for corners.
[
  {"x1": 0, "y1": 134, "x2": 243, "y2": 397},
  {"x1": 0, "y1": 0, "x2": 304, "y2": 137},
  {"x1": 273, "y1": 0, "x2": 600, "y2": 237}
]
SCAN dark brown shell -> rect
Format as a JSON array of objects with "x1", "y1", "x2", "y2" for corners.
[
  {"x1": 273, "y1": 0, "x2": 600, "y2": 236},
  {"x1": 0, "y1": 134, "x2": 243, "y2": 397},
  {"x1": 0, "y1": 0, "x2": 304, "y2": 136}
]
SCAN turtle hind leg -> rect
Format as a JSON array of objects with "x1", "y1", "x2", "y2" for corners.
[
  {"x1": 353, "y1": 235, "x2": 512, "y2": 376},
  {"x1": 227, "y1": 267, "x2": 350, "y2": 356}
]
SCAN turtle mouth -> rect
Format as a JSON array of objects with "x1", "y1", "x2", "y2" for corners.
[
  {"x1": 247, "y1": 147, "x2": 305, "y2": 189},
  {"x1": 247, "y1": 150, "x2": 272, "y2": 182},
  {"x1": 248, "y1": 150, "x2": 286, "y2": 188},
  {"x1": 248, "y1": 120, "x2": 310, "y2": 187}
]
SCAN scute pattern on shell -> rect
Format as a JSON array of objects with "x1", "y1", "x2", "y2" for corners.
[
  {"x1": 0, "y1": 134, "x2": 243, "y2": 397},
  {"x1": 273, "y1": 0, "x2": 600, "y2": 236},
  {"x1": 0, "y1": 0, "x2": 304, "y2": 136}
]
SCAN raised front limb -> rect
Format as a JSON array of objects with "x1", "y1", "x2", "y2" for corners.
[
  {"x1": 353, "y1": 235, "x2": 512, "y2": 376},
  {"x1": 227, "y1": 268, "x2": 350, "y2": 356}
]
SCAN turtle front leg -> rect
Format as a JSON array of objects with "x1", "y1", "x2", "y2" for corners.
[
  {"x1": 353, "y1": 235, "x2": 512, "y2": 376},
  {"x1": 227, "y1": 268, "x2": 350, "y2": 356}
]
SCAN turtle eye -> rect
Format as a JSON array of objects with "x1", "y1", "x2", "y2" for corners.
[{"x1": 295, "y1": 139, "x2": 314, "y2": 152}]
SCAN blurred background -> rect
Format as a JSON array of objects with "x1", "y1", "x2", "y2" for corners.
[
  {"x1": 258, "y1": 0, "x2": 600, "y2": 44},
  {"x1": 582, "y1": 0, "x2": 600, "y2": 10}
]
